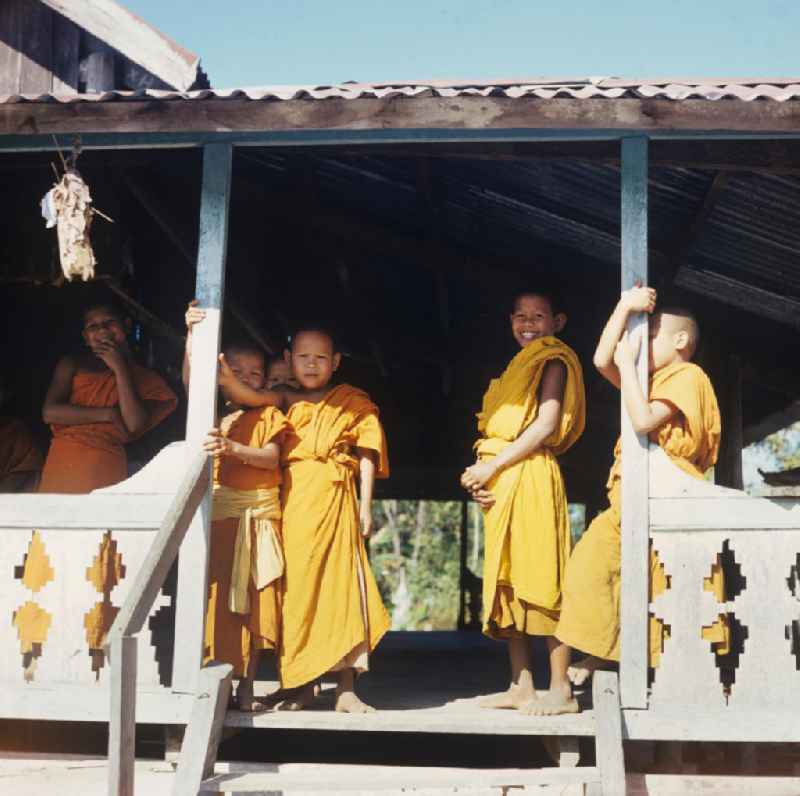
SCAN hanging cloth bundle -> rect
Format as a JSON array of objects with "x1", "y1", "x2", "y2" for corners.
[{"x1": 42, "y1": 169, "x2": 97, "y2": 282}]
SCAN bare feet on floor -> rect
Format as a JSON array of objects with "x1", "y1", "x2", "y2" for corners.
[
  {"x1": 335, "y1": 690, "x2": 376, "y2": 713},
  {"x1": 567, "y1": 656, "x2": 605, "y2": 687},
  {"x1": 275, "y1": 683, "x2": 317, "y2": 712},
  {"x1": 519, "y1": 686, "x2": 580, "y2": 716},
  {"x1": 479, "y1": 685, "x2": 535, "y2": 710},
  {"x1": 234, "y1": 679, "x2": 267, "y2": 713}
]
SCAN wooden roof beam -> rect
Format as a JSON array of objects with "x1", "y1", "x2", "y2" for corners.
[{"x1": 658, "y1": 172, "x2": 729, "y2": 289}]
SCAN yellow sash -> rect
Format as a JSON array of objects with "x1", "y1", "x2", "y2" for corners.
[{"x1": 211, "y1": 485, "x2": 283, "y2": 615}]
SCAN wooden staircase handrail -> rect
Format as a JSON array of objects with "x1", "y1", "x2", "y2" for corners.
[{"x1": 107, "y1": 445, "x2": 210, "y2": 796}]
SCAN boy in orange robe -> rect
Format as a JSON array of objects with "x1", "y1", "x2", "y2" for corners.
[
  {"x1": 184, "y1": 303, "x2": 289, "y2": 711},
  {"x1": 222, "y1": 327, "x2": 390, "y2": 713},
  {"x1": 39, "y1": 303, "x2": 177, "y2": 493},
  {"x1": 544, "y1": 287, "x2": 728, "y2": 713},
  {"x1": 461, "y1": 292, "x2": 585, "y2": 715}
]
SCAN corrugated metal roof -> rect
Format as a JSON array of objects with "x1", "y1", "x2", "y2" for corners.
[{"x1": 3, "y1": 77, "x2": 800, "y2": 104}]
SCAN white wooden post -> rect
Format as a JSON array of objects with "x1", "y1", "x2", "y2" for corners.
[
  {"x1": 172, "y1": 142, "x2": 232, "y2": 693},
  {"x1": 620, "y1": 135, "x2": 650, "y2": 709},
  {"x1": 108, "y1": 635, "x2": 137, "y2": 796}
]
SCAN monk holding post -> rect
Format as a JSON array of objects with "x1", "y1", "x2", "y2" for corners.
[
  {"x1": 548, "y1": 286, "x2": 729, "y2": 710},
  {"x1": 184, "y1": 303, "x2": 289, "y2": 712},
  {"x1": 462, "y1": 291, "x2": 585, "y2": 715},
  {"x1": 39, "y1": 302, "x2": 177, "y2": 493}
]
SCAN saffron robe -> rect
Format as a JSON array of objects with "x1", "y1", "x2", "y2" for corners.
[
  {"x1": 475, "y1": 337, "x2": 586, "y2": 638},
  {"x1": 556, "y1": 361, "x2": 730, "y2": 666},
  {"x1": 204, "y1": 407, "x2": 289, "y2": 678},
  {"x1": 279, "y1": 384, "x2": 390, "y2": 689},
  {"x1": 39, "y1": 364, "x2": 177, "y2": 494},
  {"x1": 0, "y1": 417, "x2": 43, "y2": 492}
]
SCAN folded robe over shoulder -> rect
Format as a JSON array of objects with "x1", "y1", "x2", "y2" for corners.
[
  {"x1": 475, "y1": 336, "x2": 586, "y2": 638},
  {"x1": 557, "y1": 360, "x2": 729, "y2": 666},
  {"x1": 39, "y1": 364, "x2": 177, "y2": 494},
  {"x1": 279, "y1": 383, "x2": 390, "y2": 689}
]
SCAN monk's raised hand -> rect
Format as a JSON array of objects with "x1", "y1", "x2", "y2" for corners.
[
  {"x1": 622, "y1": 284, "x2": 656, "y2": 314},
  {"x1": 217, "y1": 353, "x2": 234, "y2": 386},
  {"x1": 92, "y1": 339, "x2": 126, "y2": 372},
  {"x1": 185, "y1": 299, "x2": 206, "y2": 332},
  {"x1": 359, "y1": 506, "x2": 373, "y2": 538}
]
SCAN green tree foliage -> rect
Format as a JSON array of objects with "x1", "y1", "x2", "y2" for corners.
[{"x1": 370, "y1": 500, "x2": 463, "y2": 631}]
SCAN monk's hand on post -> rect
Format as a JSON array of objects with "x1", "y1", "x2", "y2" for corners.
[
  {"x1": 185, "y1": 299, "x2": 206, "y2": 333},
  {"x1": 622, "y1": 283, "x2": 656, "y2": 314},
  {"x1": 359, "y1": 505, "x2": 373, "y2": 538},
  {"x1": 203, "y1": 428, "x2": 231, "y2": 457}
]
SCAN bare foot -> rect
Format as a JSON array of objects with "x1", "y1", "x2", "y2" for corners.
[
  {"x1": 234, "y1": 679, "x2": 267, "y2": 713},
  {"x1": 479, "y1": 686, "x2": 534, "y2": 710},
  {"x1": 275, "y1": 683, "x2": 317, "y2": 712},
  {"x1": 567, "y1": 656, "x2": 605, "y2": 687},
  {"x1": 335, "y1": 690, "x2": 376, "y2": 713},
  {"x1": 519, "y1": 687, "x2": 580, "y2": 716}
]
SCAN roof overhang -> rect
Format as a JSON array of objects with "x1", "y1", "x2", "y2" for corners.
[
  {"x1": 1, "y1": 93, "x2": 800, "y2": 148},
  {"x1": 39, "y1": 0, "x2": 200, "y2": 91}
]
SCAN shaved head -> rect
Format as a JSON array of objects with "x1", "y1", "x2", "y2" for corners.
[{"x1": 657, "y1": 307, "x2": 700, "y2": 358}]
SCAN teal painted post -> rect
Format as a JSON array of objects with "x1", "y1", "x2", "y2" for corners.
[
  {"x1": 620, "y1": 135, "x2": 650, "y2": 709},
  {"x1": 172, "y1": 143, "x2": 232, "y2": 693}
]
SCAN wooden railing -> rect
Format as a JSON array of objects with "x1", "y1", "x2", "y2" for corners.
[{"x1": 105, "y1": 448, "x2": 209, "y2": 796}]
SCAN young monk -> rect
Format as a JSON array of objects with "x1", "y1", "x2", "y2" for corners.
[
  {"x1": 0, "y1": 376, "x2": 42, "y2": 493},
  {"x1": 545, "y1": 287, "x2": 728, "y2": 713},
  {"x1": 222, "y1": 326, "x2": 390, "y2": 713},
  {"x1": 461, "y1": 292, "x2": 586, "y2": 715},
  {"x1": 265, "y1": 356, "x2": 299, "y2": 391},
  {"x1": 39, "y1": 302, "x2": 177, "y2": 493},
  {"x1": 184, "y1": 302, "x2": 288, "y2": 712}
]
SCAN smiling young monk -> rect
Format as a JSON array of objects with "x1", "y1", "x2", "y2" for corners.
[
  {"x1": 220, "y1": 326, "x2": 390, "y2": 713},
  {"x1": 543, "y1": 287, "x2": 729, "y2": 714},
  {"x1": 462, "y1": 291, "x2": 585, "y2": 716},
  {"x1": 39, "y1": 302, "x2": 177, "y2": 493}
]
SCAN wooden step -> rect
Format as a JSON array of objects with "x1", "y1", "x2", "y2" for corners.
[
  {"x1": 223, "y1": 684, "x2": 595, "y2": 736},
  {"x1": 199, "y1": 761, "x2": 600, "y2": 793}
]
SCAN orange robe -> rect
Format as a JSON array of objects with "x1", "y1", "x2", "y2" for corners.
[
  {"x1": 475, "y1": 337, "x2": 586, "y2": 639},
  {"x1": 0, "y1": 417, "x2": 43, "y2": 492},
  {"x1": 39, "y1": 364, "x2": 177, "y2": 494},
  {"x1": 279, "y1": 384, "x2": 390, "y2": 689},
  {"x1": 204, "y1": 407, "x2": 289, "y2": 678},
  {"x1": 556, "y1": 361, "x2": 729, "y2": 666}
]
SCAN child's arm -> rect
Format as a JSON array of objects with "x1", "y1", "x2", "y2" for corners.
[
  {"x1": 217, "y1": 355, "x2": 285, "y2": 409},
  {"x1": 182, "y1": 300, "x2": 206, "y2": 393},
  {"x1": 461, "y1": 359, "x2": 566, "y2": 492},
  {"x1": 42, "y1": 356, "x2": 118, "y2": 427},
  {"x1": 614, "y1": 332, "x2": 675, "y2": 434},
  {"x1": 203, "y1": 428, "x2": 281, "y2": 470},
  {"x1": 357, "y1": 448, "x2": 377, "y2": 538},
  {"x1": 594, "y1": 285, "x2": 656, "y2": 388}
]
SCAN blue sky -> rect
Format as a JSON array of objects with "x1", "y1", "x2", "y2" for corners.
[{"x1": 127, "y1": 0, "x2": 800, "y2": 89}]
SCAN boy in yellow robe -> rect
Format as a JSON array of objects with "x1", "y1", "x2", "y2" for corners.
[
  {"x1": 547, "y1": 287, "x2": 728, "y2": 712},
  {"x1": 184, "y1": 303, "x2": 288, "y2": 712},
  {"x1": 219, "y1": 326, "x2": 390, "y2": 713},
  {"x1": 461, "y1": 292, "x2": 586, "y2": 715}
]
